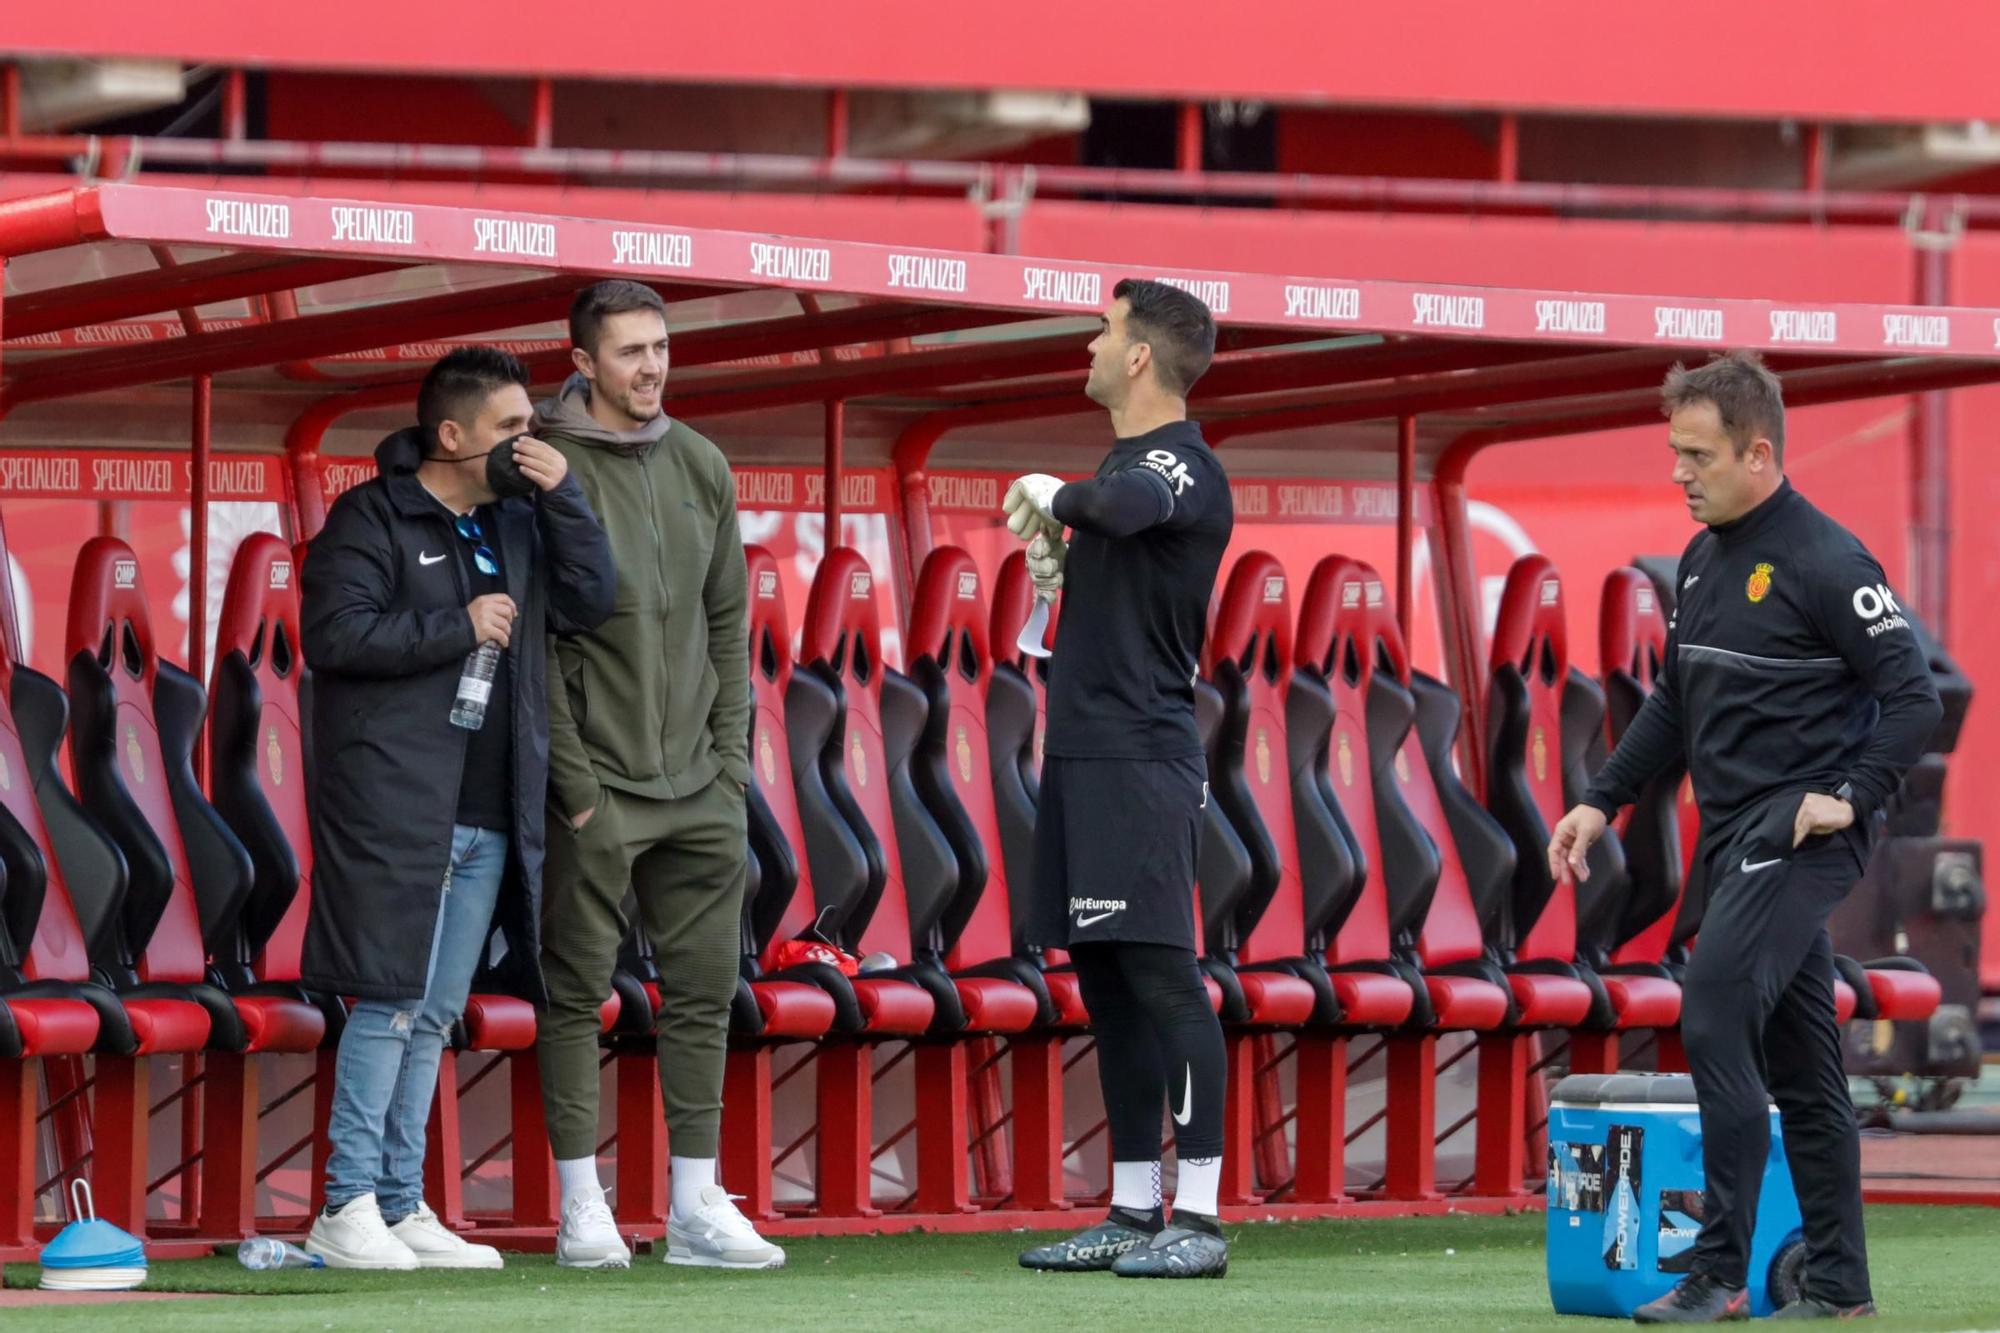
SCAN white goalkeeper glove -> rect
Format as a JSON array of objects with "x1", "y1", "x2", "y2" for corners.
[
  {"x1": 1002, "y1": 473, "x2": 1065, "y2": 541},
  {"x1": 1025, "y1": 531, "x2": 1066, "y2": 602}
]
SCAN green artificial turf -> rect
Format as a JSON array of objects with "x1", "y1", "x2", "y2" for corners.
[{"x1": 4, "y1": 1206, "x2": 1997, "y2": 1331}]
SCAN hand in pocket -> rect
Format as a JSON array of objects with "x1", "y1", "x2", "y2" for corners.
[{"x1": 1792, "y1": 791, "x2": 1854, "y2": 848}]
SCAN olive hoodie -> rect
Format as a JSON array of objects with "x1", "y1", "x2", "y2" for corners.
[{"x1": 533, "y1": 373, "x2": 750, "y2": 817}]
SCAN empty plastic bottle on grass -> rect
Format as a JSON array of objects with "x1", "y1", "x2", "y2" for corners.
[{"x1": 238, "y1": 1237, "x2": 325, "y2": 1271}]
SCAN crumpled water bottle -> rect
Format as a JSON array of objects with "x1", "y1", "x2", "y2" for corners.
[{"x1": 237, "y1": 1236, "x2": 325, "y2": 1271}]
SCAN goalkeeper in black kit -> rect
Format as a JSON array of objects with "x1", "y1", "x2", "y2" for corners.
[
  {"x1": 1005, "y1": 279, "x2": 1234, "y2": 1280},
  {"x1": 1548, "y1": 351, "x2": 1940, "y2": 1323}
]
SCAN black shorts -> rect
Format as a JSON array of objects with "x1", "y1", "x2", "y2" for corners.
[{"x1": 1028, "y1": 753, "x2": 1207, "y2": 950}]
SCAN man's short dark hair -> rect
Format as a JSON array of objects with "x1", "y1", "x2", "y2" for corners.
[
  {"x1": 417, "y1": 345, "x2": 529, "y2": 442},
  {"x1": 1661, "y1": 349, "x2": 1786, "y2": 465},
  {"x1": 570, "y1": 279, "x2": 670, "y2": 358},
  {"x1": 1113, "y1": 277, "x2": 1217, "y2": 397}
]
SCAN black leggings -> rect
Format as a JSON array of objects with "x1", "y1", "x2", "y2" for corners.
[{"x1": 1070, "y1": 942, "x2": 1227, "y2": 1161}]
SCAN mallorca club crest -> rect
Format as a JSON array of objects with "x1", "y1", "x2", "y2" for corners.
[
  {"x1": 266, "y1": 727, "x2": 284, "y2": 786},
  {"x1": 1531, "y1": 726, "x2": 1548, "y2": 784},
  {"x1": 125, "y1": 724, "x2": 145, "y2": 785},
  {"x1": 1746, "y1": 562, "x2": 1775, "y2": 604},
  {"x1": 1336, "y1": 731, "x2": 1355, "y2": 788},
  {"x1": 1255, "y1": 728, "x2": 1272, "y2": 786},
  {"x1": 955, "y1": 725, "x2": 973, "y2": 783},
  {"x1": 850, "y1": 733, "x2": 868, "y2": 788},
  {"x1": 758, "y1": 729, "x2": 776, "y2": 786}
]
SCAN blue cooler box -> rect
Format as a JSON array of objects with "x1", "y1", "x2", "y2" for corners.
[{"x1": 1546, "y1": 1073, "x2": 1807, "y2": 1317}]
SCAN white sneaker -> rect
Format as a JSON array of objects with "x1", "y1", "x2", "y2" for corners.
[
  {"x1": 666, "y1": 1186, "x2": 786, "y2": 1269},
  {"x1": 305, "y1": 1193, "x2": 420, "y2": 1271},
  {"x1": 556, "y1": 1186, "x2": 632, "y2": 1269},
  {"x1": 389, "y1": 1202, "x2": 504, "y2": 1270}
]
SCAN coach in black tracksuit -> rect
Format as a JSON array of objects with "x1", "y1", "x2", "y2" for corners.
[{"x1": 1550, "y1": 352, "x2": 1940, "y2": 1324}]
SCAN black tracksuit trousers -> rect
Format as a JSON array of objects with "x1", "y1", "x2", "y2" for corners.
[{"x1": 1680, "y1": 801, "x2": 1871, "y2": 1307}]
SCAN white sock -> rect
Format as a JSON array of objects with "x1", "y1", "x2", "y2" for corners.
[
  {"x1": 1112, "y1": 1160, "x2": 1163, "y2": 1214},
  {"x1": 669, "y1": 1156, "x2": 717, "y2": 1220},
  {"x1": 1172, "y1": 1155, "x2": 1222, "y2": 1219},
  {"x1": 556, "y1": 1157, "x2": 602, "y2": 1213}
]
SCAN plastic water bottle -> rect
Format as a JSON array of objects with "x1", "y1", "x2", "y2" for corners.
[
  {"x1": 237, "y1": 1237, "x2": 324, "y2": 1271},
  {"x1": 450, "y1": 642, "x2": 501, "y2": 730}
]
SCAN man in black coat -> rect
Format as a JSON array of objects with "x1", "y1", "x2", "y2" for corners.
[{"x1": 299, "y1": 346, "x2": 614, "y2": 1270}]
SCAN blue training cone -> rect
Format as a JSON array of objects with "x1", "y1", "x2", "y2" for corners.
[{"x1": 39, "y1": 1179, "x2": 147, "y2": 1291}]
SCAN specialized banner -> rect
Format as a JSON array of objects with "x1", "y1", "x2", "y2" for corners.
[
  {"x1": 83, "y1": 183, "x2": 2000, "y2": 357},
  {"x1": 920, "y1": 469, "x2": 1433, "y2": 525},
  {"x1": 0, "y1": 450, "x2": 286, "y2": 503},
  {"x1": 316, "y1": 459, "x2": 899, "y2": 514}
]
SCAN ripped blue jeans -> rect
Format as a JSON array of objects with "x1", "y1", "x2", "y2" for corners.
[{"x1": 323, "y1": 825, "x2": 507, "y2": 1221}]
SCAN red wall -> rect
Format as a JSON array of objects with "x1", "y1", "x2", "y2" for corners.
[{"x1": 14, "y1": 1, "x2": 2000, "y2": 121}]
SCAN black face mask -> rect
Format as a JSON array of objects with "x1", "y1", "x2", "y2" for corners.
[
  {"x1": 432, "y1": 432, "x2": 536, "y2": 500},
  {"x1": 482, "y1": 433, "x2": 537, "y2": 499}
]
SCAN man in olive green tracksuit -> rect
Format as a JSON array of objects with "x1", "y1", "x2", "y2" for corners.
[{"x1": 533, "y1": 280, "x2": 782, "y2": 1270}]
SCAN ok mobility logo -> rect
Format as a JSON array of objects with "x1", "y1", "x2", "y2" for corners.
[{"x1": 1853, "y1": 583, "x2": 1909, "y2": 638}]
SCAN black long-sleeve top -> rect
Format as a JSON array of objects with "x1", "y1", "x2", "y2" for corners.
[
  {"x1": 1043, "y1": 420, "x2": 1233, "y2": 760},
  {"x1": 1581, "y1": 479, "x2": 1942, "y2": 849}
]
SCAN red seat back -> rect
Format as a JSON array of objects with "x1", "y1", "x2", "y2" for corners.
[
  {"x1": 1598, "y1": 567, "x2": 1669, "y2": 699},
  {"x1": 1599, "y1": 567, "x2": 1689, "y2": 966},
  {"x1": 66, "y1": 539, "x2": 206, "y2": 984},
  {"x1": 1299, "y1": 557, "x2": 1504, "y2": 969},
  {"x1": 1485, "y1": 555, "x2": 1578, "y2": 965},
  {"x1": 1204, "y1": 553, "x2": 1322, "y2": 964},
  {"x1": 0, "y1": 620, "x2": 93, "y2": 986},
  {"x1": 987, "y1": 552, "x2": 1050, "y2": 941},
  {"x1": 1295, "y1": 556, "x2": 1449, "y2": 968},
  {"x1": 907, "y1": 547, "x2": 1012, "y2": 968},
  {"x1": 989, "y1": 548, "x2": 1053, "y2": 766},
  {"x1": 802, "y1": 548, "x2": 956, "y2": 960},
  {"x1": 209, "y1": 534, "x2": 311, "y2": 982},
  {"x1": 1407, "y1": 669, "x2": 1517, "y2": 967},
  {"x1": 745, "y1": 545, "x2": 821, "y2": 964}
]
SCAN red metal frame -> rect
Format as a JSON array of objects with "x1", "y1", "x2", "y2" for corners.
[
  {"x1": 1495, "y1": 114, "x2": 1520, "y2": 186},
  {"x1": 4, "y1": 181, "x2": 1994, "y2": 1241},
  {"x1": 4, "y1": 254, "x2": 400, "y2": 339},
  {"x1": 530, "y1": 77, "x2": 555, "y2": 152},
  {"x1": 10, "y1": 185, "x2": 1997, "y2": 360},
  {"x1": 0, "y1": 1058, "x2": 35, "y2": 1254},
  {"x1": 14, "y1": 130, "x2": 2000, "y2": 235},
  {"x1": 0, "y1": 63, "x2": 17, "y2": 141}
]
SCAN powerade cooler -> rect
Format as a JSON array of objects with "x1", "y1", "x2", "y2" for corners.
[{"x1": 1546, "y1": 1074, "x2": 1808, "y2": 1317}]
